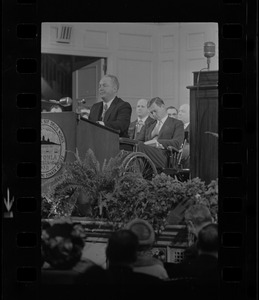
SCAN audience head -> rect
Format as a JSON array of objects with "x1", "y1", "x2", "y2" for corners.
[
  {"x1": 126, "y1": 218, "x2": 155, "y2": 251},
  {"x1": 148, "y1": 97, "x2": 167, "y2": 121},
  {"x1": 99, "y1": 74, "x2": 119, "y2": 102},
  {"x1": 167, "y1": 106, "x2": 178, "y2": 118},
  {"x1": 178, "y1": 103, "x2": 190, "y2": 125},
  {"x1": 184, "y1": 204, "x2": 213, "y2": 237},
  {"x1": 197, "y1": 223, "x2": 218, "y2": 257},
  {"x1": 41, "y1": 220, "x2": 85, "y2": 270},
  {"x1": 136, "y1": 99, "x2": 149, "y2": 119},
  {"x1": 106, "y1": 229, "x2": 139, "y2": 267}
]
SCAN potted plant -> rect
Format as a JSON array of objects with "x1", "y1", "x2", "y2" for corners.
[
  {"x1": 41, "y1": 148, "x2": 128, "y2": 219},
  {"x1": 42, "y1": 149, "x2": 218, "y2": 235}
]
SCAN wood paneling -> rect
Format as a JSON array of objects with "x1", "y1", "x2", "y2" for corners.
[
  {"x1": 187, "y1": 70, "x2": 218, "y2": 183},
  {"x1": 83, "y1": 30, "x2": 108, "y2": 49}
]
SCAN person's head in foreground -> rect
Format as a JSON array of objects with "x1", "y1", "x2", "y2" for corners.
[
  {"x1": 125, "y1": 218, "x2": 155, "y2": 252},
  {"x1": 184, "y1": 204, "x2": 213, "y2": 238},
  {"x1": 197, "y1": 223, "x2": 218, "y2": 258},
  {"x1": 41, "y1": 220, "x2": 85, "y2": 269},
  {"x1": 106, "y1": 229, "x2": 139, "y2": 267}
]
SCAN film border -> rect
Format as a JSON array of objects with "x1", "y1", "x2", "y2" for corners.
[{"x1": 2, "y1": 0, "x2": 257, "y2": 299}]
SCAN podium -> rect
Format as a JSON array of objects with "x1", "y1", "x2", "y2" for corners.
[
  {"x1": 187, "y1": 70, "x2": 218, "y2": 184},
  {"x1": 41, "y1": 112, "x2": 120, "y2": 192}
]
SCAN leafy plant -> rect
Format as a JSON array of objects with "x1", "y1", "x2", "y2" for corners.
[
  {"x1": 194, "y1": 178, "x2": 218, "y2": 222},
  {"x1": 42, "y1": 149, "x2": 128, "y2": 219},
  {"x1": 104, "y1": 173, "x2": 218, "y2": 233},
  {"x1": 42, "y1": 150, "x2": 218, "y2": 234}
]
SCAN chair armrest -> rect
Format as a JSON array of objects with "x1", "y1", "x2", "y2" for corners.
[
  {"x1": 119, "y1": 137, "x2": 138, "y2": 146},
  {"x1": 167, "y1": 146, "x2": 179, "y2": 153}
]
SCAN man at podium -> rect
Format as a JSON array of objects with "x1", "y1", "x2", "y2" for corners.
[{"x1": 88, "y1": 74, "x2": 132, "y2": 137}]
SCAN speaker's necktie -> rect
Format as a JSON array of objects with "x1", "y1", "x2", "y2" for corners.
[
  {"x1": 151, "y1": 120, "x2": 162, "y2": 139},
  {"x1": 101, "y1": 103, "x2": 108, "y2": 121}
]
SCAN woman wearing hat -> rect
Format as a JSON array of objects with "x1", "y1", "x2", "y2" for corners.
[{"x1": 126, "y1": 218, "x2": 169, "y2": 280}]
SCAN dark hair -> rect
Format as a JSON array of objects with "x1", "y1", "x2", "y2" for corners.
[
  {"x1": 147, "y1": 97, "x2": 165, "y2": 108},
  {"x1": 197, "y1": 223, "x2": 218, "y2": 252},
  {"x1": 106, "y1": 230, "x2": 138, "y2": 264},
  {"x1": 167, "y1": 106, "x2": 178, "y2": 113}
]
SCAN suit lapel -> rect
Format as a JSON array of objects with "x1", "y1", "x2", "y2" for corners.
[
  {"x1": 147, "y1": 120, "x2": 157, "y2": 140},
  {"x1": 103, "y1": 97, "x2": 118, "y2": 122},
  {"x1": 157, "y1": 117, "x2": 171, "y2": 138},
  {"x1": 95, "y1": 102, "x2": 103, "y2": 121}
]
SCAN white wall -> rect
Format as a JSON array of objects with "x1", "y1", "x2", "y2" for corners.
[{"x1": 42, "y1": 22, "x2": 218, "y2": 121}]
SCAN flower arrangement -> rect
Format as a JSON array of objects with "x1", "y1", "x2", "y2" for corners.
[
  {"x1": 42, "y1": 150, "x2": 218, "y2": 234},
  {"x1": 41, "y1": 219, "x2": 86, "y2": 269},
  {"x1": 105, "y1": 172, "x2": 182, "y2": 232}
]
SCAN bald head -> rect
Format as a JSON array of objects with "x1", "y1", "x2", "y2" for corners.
[
  {"x1": 136, "y1": 99, "x2": 149, "y2": 119},
  {"x1": 178, "y1": 104, "x2": 190, "y2": 124}
]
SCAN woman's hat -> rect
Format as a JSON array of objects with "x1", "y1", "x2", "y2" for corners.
[{"x1": 125, "y1": 218, "x2": 155, "y2": 246}]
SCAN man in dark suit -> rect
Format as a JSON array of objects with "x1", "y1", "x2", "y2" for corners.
[
  {"x1": 136, "y1": 97, "x2": 184, "y2": 169},
  {"x1": 128, "y1": 98, "x2": 154, "y2": 140},
  {"x1": 88, "y1": 74, "x2": 132, "y2": 137},
  {"x1": 178, "y1": 103, "x2": 190, "y2": 168},
  {"x1": 182, "y1": 223, "x2": 219, "y2": 300},
  {"x1": 178, "y1": 103, "x2": 190, "y2": 142}
]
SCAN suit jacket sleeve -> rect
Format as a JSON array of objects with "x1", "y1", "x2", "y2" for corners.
[
  {"x1": 136, "y1": 119, "x2": 156, "y2": 142},
  {"x1": 157, "y1": 120, "x2": 184, "y2": 149},
  {"x1": 105, "y1": 101, "x2": 132, "y2": 134},
  {"x1": 88, "y1": 103, "x2": 101, "y2": 122},
  {"x1": 128, "y1": 120, "x2": 136, "y2": 139},
  {"x1": 136, "y1": 124, "x2": 146, "y2": 141}
]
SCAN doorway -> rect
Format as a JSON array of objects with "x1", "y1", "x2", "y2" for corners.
[{"x1": 41, "y1": 54, "x2": 107, "y2": 111}]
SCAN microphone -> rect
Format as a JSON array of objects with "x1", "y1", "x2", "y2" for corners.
[
  {"x1": 59, "y1": 97, "x2": 73, "y2": 107},
  {"x1": 76, "y1": 98, "x2": 86, "y2": 115},
  {"x1": 204, "y1": 42, "x2": 215, "y2": 69},
  {"x1": 77, "y1": 98, "x2": 86, "y2": 104}
]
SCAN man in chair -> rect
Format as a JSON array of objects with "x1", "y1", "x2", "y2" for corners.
[
  {"x1": 136, "y1": 97, "x2": 184, "y2": 170},
  {"x1": 128, "y1": 98, "x2": 154, "y2": 140},
  {"x1": 178, "y1": 103, "x2": 190, "y2": 169}
]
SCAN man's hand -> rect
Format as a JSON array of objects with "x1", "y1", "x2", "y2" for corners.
[
  {"x1": 96, "y1": 121, "x2": 105, "y2": 126},
  {"x1": 144, "y1": 139, "x2": 164, "y2": 149},
  {"x1": 144, "y1": 139, "x2": 157, "y2": 145}
]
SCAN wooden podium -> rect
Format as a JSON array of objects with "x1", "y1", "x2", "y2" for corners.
[
  {"x1": 187, "y1": 70, "x2": 218, "y2": 184},
  {"x1": 41, "y1": 112, "x2": 120, "y2": 192}
]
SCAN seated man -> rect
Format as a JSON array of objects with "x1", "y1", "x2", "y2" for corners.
[
  {"x1": 105, "y1": 230, "x2": 163, "y2": 285},
  {"x1": 136, "y1": 97, "x2": 184, "y2": 170},
  {"x1": 183, "y1": 204, "x2": 213, "y2": 263},
  {"x1": 128, "y1": 98, "x2": 154, "y2": 140},
  {"x1": 126, "y1": 218, "x2": 169, "y2": 280},
  {"x1": 183, "y1": 223, "x2": 219, "y2": 300},
  {"x1": 166, "y1": 106, "x2": 178, "y2": 119},
  {"x1": 178, "y1": 103, "x2": 190, "y2": 169}
]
